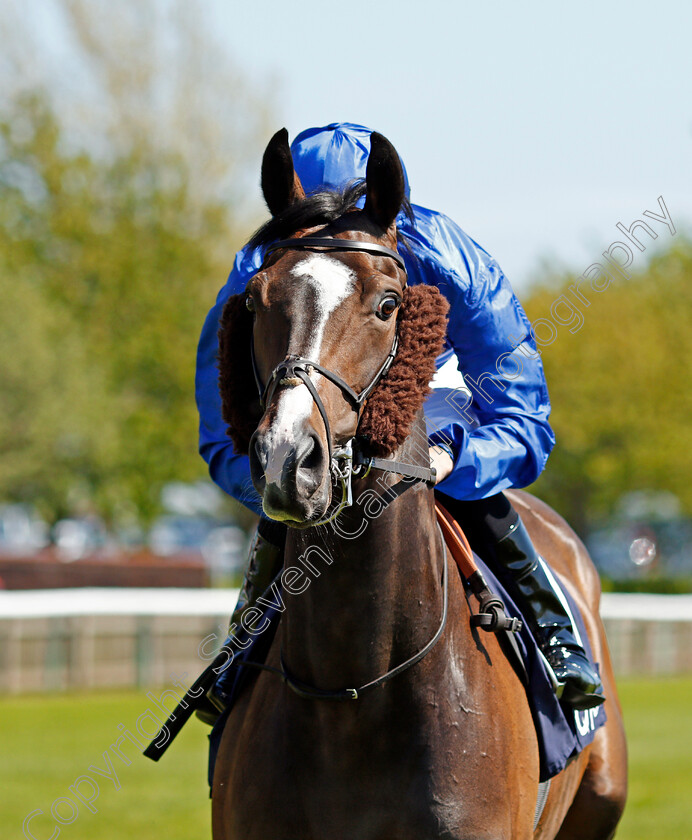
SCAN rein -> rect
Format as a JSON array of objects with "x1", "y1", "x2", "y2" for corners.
[
  {"x1": 251, "y1": 236, "x2": 436, "y2": 525},
  {"x1": 238, "y1": 542, "x2": 448, "y2": 701}
]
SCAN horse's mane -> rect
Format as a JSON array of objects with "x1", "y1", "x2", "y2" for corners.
[{"x1": 248, "y1": 181, "x2": 414, "y2": 254}]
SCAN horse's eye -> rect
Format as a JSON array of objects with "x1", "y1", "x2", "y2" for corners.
[
  {"x1": 245, "y1": 295, "x2": 255, "y2": 313},
  {"x1": 376, "y1": 295, "x2": 399, "y2": 321}
]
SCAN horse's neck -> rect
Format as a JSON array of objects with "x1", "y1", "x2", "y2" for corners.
[{"x1": 281, "y1": 418, "x2": 446, "y2": 690}]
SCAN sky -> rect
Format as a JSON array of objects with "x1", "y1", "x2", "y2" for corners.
[{"x1": 211, "y1": 0, "x2": 692, "y2": 289}]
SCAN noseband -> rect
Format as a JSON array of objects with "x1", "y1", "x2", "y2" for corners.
[{"x1": 251, "y1": 236, "x2": 436, "y2": 524}]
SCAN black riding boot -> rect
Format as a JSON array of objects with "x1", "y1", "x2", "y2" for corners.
[
  {"x1": 195, "y1": 519, "x2": 285, "y2": 725},
  {"x1": 229, "y1": 518, "x2": 286, "y2": 630},
  {"x1": 495, "y1": 517, "x2": 605, "y2": 710}
]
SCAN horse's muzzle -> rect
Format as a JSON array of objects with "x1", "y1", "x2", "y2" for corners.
[{"x1": 249, "y1": 428, "x2": 331, "y2": 525}]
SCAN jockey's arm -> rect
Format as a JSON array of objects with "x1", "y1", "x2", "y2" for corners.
[
  {"x1": 405, "y1": 209, "x2": 556, "y2": 501},
  {"x1": 196, "y1": 247, "x2": 265, "y2": 515}
]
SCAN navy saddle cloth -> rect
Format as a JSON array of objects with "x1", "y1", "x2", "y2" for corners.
[
  {"x1": 471, "y1": 553, "x2": 606, "y2": 780},
  {"x1": 208, "y1": 554, "x2": 605, "y2": 785}
]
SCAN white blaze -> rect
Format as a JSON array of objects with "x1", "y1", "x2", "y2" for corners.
[
  {"x1": 264, "y1": 255, "x2": 355, "y2": 482},
  {"x1": 290, "y1": 254, "x2": 356, "y2": 357}
]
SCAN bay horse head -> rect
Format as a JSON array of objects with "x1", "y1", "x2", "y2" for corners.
[{"x1": 218, "y1": 129, "x2": 448, "y2": 526}]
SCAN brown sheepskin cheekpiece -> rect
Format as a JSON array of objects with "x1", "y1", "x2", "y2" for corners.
[
  {"x1": 217, "y1": 283, "x2": 449, "y2": 456},
  {"x1": 358, "y1": 284, "x2": 449, "y2": 455},
  {"x1": 217, "y1": 293, "x2": 260, "y2": 453}
]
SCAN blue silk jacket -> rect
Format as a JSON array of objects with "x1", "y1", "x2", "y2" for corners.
[{"x1": 196, "y1": 123, "x2": 555, "y2": 515}]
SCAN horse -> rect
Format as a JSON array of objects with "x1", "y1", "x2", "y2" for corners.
[{"x1": 210, "y1": 128, "x2": 628, "y2": 839}]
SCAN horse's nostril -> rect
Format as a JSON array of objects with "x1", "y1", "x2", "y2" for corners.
[
  {"x1": 297, "y1": 435, "x2": 321, "y2": 472},
  {"x1": 294, "y1": 433, "x2": 325, "y2": 496},
  {"x1": 254, "y1": 437, "x2": 268, "y2": 471}
]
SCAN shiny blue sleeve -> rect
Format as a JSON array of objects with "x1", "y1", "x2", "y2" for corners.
[
  {"x1": 195, "y1": 246, "x2": 264, "y2": 515},
  {"x1": 407, "y1": 211, "x2": 555, "y2": 500}
]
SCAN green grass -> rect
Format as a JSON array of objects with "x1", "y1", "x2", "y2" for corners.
[
  {"x1": 1, "y1": 678, "x2": 690, "y2": 838},
  {"x1": 615, "y1": 677, "x2": 692, "y2": 839},
  {"x1": 0, "y1": 690, "x2": 210, "y2": 840}
]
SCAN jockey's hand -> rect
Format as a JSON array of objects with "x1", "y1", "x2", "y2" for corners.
[{"x1": 429, "y1": 445, "x2": 453, "y2": 484}]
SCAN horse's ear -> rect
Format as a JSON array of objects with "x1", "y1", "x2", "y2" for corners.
[
  {"x1": 364, "y1": 132, "x2": 406, "y2": 231},
  {"x1": 261, "y1": 128, "x2": 306, "y2": 216}
]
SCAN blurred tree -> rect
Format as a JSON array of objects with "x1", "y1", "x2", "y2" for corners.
[
  {"x1": 523, "y1": 241, "x2": 692, "y2": 534},
  {"x1": 0, "y1": 1, "x2": 273, "y2": 525},
  {"x1": 0, "y1": 94, "x2": 227, "y2": 522},
  {"x1": 0, "y1": 249, "x2": 113, "y2": 521},
  {"x1": 0, "y1": 0, "x2": 271, "y2": 228}
]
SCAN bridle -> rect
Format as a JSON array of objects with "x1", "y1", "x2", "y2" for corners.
[
  {"x1": 247, "y1": 236, "x2": 447, "y2": 699},
  {"x1": 245, "y1": 232, "x2": 450, "y2": 697},
  {"x1": 141, "y1": 237, "x2": 446, "y2": 755},
  {"x1": 251, "y1": 236, "x2": 437, "y2": 525},
  {"x1": 265, "y1": 236, "x2": 408, "y2": 271}
]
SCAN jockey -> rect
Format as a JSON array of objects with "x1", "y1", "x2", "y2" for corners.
[{"x1": 195, "y1": 122, "x2": 604, "y2": 711}]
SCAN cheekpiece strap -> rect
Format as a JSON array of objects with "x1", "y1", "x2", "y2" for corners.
[{"x1": 355, "y1": 450, "x2": 437, "y2": 486}]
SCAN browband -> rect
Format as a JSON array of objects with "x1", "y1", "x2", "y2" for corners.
[{"x1": 265, "y1": 237, "x2": 407, "y2": 271}]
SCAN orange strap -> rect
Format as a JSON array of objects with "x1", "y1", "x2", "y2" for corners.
[
  {"x1": 435, "y1": 502, "x2": 525, "y2": 645},
  {"x1": 435, "y1": 501, "x2": 478, "y2": 580}
]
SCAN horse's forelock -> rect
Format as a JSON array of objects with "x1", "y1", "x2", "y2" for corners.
[
  {"x1": 248, "y1": 183, "x2": 415, "y2": 256},
  {"x1": 248, "y1": 182, "x2": 367, "y2": 254}
]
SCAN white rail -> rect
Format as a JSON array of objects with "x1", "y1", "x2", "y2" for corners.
[
  {"x1": 1, "y1": 587, "x2": 691, "y2": 620},
  {"x1": 1, "y1": 589, "x2": 690, "y2": 693}
]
